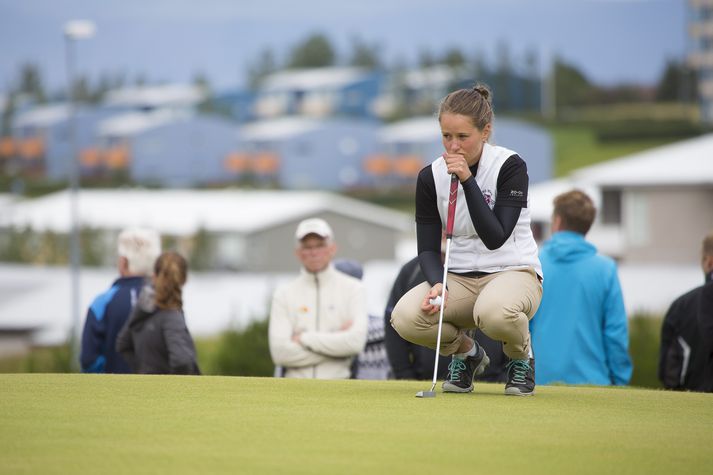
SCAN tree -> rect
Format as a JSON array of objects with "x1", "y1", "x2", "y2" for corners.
[
  {"x1": 348, "y1": 36, "x2": 381, "y2": 69},
  {"x1": 470, "y1": 49, "x2": 488, "y2": 82},
  {"x1": 442, "y1": 47, "x2": 466, "y2": 69},
  {"x1": 554, "y1": 58, "x2": 596, "y2": 111},
  {"x1": 17, "y1": 63, "x2": 46, "y2": 103},
  {"x1": 247, "y1": 47, "x2": 278, "y2": 89},
  {"x1": 494, "y1": 41, "x2": 513, "y2": 111},
  {"x1": 287, "y1": 33, "x2": 335, "y2": 68},
  {"x1": 1, "y1": 93, "x2": 16, "y2": 136},
  {"x1": 193, "y1": 72, "x2": 216, "y2": 114},
  {"x1": 418, "y1": 48, "x2": 436, "y2": 68},
  {"x1": 656, "y1": 60, "x2": 698, "y2": 103},
  {"x1": 71, "y1": 76, "x2": 93, "y2": 103},
  {"x1": 523, "y1": 48, "x2": 540, "y2": 111}
]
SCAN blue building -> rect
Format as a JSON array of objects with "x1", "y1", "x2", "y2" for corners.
[
  {"x1": 233, "y1": 117, "x2": 380, "y2": 190},
  {"x1": 7, "y1": 85, "x2": 208, "y2": 182},
  {"x1": 368, "y1": 116, "x2": 552, "y2": 187},
  {"x1": 11, "y1": 104, "x2": 117, "y2": 180},
  {"x1": 253, "y1": 67, "x2": 383, "y2": 120},
  {"x1": 98, "y1": 112, "x2": 239, "y2": 187}
]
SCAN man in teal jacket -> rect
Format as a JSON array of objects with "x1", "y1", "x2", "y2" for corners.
[{"x1": 530, "y1": 190, "x2": 632, "y2": 386}]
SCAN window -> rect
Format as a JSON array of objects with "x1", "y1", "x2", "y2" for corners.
[{"x1": 601, "y1": 189, "x2": 622, "y2": 225}]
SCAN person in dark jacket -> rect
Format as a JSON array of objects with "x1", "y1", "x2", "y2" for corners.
[
  {"x1": 659, "y1": 232, "x2": 713, "y2": 391},
  {"x1": 333, "y1": 258, "x2": 392, "y2": 380},
  {"x1": 116, "y1": 251, "x2": 200, "y2": 375},
  {"x1": 698, "y1": 270, "x2": 713, "y2": 392},
  {"x1": 80, "y1": 227, "x2": 161, "y2": 373},
  {"x1": 385, "y1": 255, "x2": 508, "y2": 382}
]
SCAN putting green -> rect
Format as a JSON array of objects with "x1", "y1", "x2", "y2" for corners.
[{"x1": 1, "y1": 374, "x2": 711, "y2": 474}]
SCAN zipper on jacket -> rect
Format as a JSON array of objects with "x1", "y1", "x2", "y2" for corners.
[{"x1": 313, "y1": 273, "x2": 320, "y2": 379}]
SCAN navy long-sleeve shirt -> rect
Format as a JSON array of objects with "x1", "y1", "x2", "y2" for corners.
[{"x1": 80, "y1": 276, "x2": 145, "y2": 373}]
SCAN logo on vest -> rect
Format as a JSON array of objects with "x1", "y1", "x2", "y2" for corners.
[{"x1": 482, "y1": 189, "x2": 495, "y2": 209}]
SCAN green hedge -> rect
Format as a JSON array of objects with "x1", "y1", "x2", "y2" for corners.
[
  {"x1": 207, "y1": 319, "x2": 274, "y2": 377},
  {"x1": 0, "y1": 315, "x2": 666, "y2": 389},
  {"x1": 594, "y1": 120, "x2": 705, "y2": 143},
  {"x1": 628, "y1": 314, "x2": 663, "y2": 389}
]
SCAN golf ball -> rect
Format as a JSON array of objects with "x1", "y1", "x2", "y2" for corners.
[{"x1": 429, "y1": 296, "x2": 442, "y2": 306}]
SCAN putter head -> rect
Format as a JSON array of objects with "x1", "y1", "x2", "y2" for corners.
[{"x1": 415, "y1": 390, "x2": 436, "y2": 398}]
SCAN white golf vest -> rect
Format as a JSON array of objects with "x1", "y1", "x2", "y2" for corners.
[{"x1": 431, "y1": 143, "x2": 542, "y2": 276}]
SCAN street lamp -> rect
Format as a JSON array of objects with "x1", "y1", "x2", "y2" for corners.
[{"x1": 64, "y1": 20, "x2": 95, "y2": 372}]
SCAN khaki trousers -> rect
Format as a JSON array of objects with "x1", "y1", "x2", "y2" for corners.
[{"x1": 391, "y1": 268, "x2": 542, "y2": 360}]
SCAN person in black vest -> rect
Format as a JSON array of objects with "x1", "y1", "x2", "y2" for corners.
[
  {"x1": 659, "y1": 232, "x2": 713, "y2": 391},
  {"x1": 391, "y1": 84, "x2": 542, "y2": 396}
]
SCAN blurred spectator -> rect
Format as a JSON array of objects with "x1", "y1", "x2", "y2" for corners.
[
  {"x1": 268, "y1": 218, "x2": 368, "y2": 379},
  {"x1": 80, "y1": 227, "x2": 161, "y2": 373},
  {"x1": 530, "y1": 189, "x2": 632, "y2": 386},
  {"x1": 660, "y1": 232, "x2": 713, "y2": 391},
  {"x1": 333, "y1": 258, "x2": 391, "y2": 380},
  {"x1": 698, "y1": 260, "x2": 713, "y2": 393},
  {"x1": 385, "y1": 255, "x2": 508, "y2": 382},
  {"x1": 116, "y1": 251, "x2": 200, "y2": 375}
]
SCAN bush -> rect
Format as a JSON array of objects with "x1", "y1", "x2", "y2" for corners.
[
  {"x1": 594, "y1": 120, "x2": 704, "y2": 143},
  {"x1": 628, "y1": 314, "x2": 663, "y2": 389},
  {"x1": 0, "y1": 343, "x2": 73, "y2": 373},
  {"x1": 210, "y1": 319, "x2": 274, "y2": 376}
]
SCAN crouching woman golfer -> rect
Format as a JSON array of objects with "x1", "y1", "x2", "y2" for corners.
[
  {"x1": 117, "y1": 251, "x2": 200, "y2": 375},
  {"x1": 391, "y1": 84, "x2": 542, "y2": 396}
]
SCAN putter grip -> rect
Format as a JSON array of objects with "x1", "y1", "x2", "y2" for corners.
[{"x1": 446, "y1": 174, "x2": 458, "y2": 238}]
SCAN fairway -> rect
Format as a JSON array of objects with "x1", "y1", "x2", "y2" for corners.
[{"x1": 1, "y1": 374, "x2": 712, "y2": 474}]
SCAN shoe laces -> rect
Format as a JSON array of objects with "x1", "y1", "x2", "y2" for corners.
[
  {"x1": 507, "y1": 359, "x2": 530, "y2": 385},
  {"x1": 447, "y1": 358, "x2": 467, "y2": 381}
]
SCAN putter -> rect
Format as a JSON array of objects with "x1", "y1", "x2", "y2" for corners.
[{"x1": 416, "y1": 173, "x2": 458, "y2": 398}]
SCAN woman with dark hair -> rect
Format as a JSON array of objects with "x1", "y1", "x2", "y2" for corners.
[{"x1": 117, "y1": 251, "x2": 200, "y2": 375}]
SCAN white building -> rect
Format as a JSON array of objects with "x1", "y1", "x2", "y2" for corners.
[{"x1": 0, "y1": 188, "x2": 412, "y2": 272}]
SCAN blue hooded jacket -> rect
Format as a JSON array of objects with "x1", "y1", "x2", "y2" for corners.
[{"x1": 530, "y1": 231, "x2": 632, "y2": 386}]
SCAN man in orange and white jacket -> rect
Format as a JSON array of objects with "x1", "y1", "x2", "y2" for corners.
[{"x1": 268, "y1": 218, "x2": 368, "y2": 379}]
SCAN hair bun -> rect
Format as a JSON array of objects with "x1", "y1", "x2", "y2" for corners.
[{"x1": 472, "y1": 84, "x2": 491, "y2": 101}]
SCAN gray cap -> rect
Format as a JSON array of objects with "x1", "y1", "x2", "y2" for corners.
[{"x1": 334, "y1": 258, "x2": 363, "y2": 280}]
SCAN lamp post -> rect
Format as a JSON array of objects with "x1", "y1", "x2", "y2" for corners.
[{"x1": 64, "y1": 20, "x2": 95, "y2": 372}]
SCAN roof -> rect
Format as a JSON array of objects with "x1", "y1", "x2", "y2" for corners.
[
  {"x1": 378, "y1": 115, "x2": 549, "y2": 144},
  {"x1": 0, "y1": 189, "x2": 412, "y2": 236},
  {"x1": 402, "y1": 65, "x2": 459, "y2": 89},
  {"x1": 240, "y1": 117, "x2": 322, "y2": 141},
  {"x1": 103, "y1": 84, "x2": 206, "y2": 108},
  {"x1": 260, "y1": 67, "x2": 369, "y2": 92},
  {"x1": 378, "y1": 116, "x2": 441, "y2": 143},
  {"x1": 572, "y1": 133, "x2": 713, "y2": 187},
  {"x1": 13, "y1": 103, "x2": 70, "y2": 128},
  {"x1": 97, "y1": 109, "x2": 192, "y2": 137}
]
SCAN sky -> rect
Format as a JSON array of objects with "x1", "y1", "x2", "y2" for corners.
[{"x1": 0, "y1": 0, "x2": 688, "y2": 95}]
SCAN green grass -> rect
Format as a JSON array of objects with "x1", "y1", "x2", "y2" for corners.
[
  {"x1": 2, "y1": 374, "x2": 712, "y2": 474},
  {"x1": 548, "y1": 125, "x2": 677, "y2": 177}
]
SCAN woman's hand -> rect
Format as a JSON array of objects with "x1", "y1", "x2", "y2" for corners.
[
  {"x1": 421, "y1": 283, "x2": 447, "y2": 315},
  {"x1": 443, "y1": 153, "x2": 472, "y2": 183}
]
